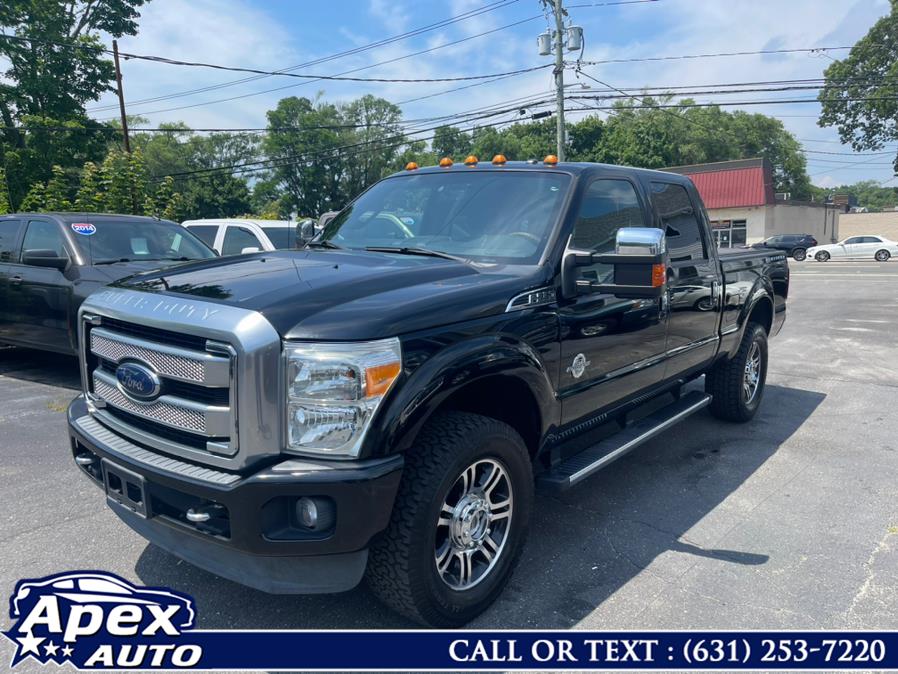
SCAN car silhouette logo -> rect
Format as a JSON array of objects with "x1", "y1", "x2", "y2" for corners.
[{"x1": 115, "y1": 362, "x2": 162, "y2": 401}]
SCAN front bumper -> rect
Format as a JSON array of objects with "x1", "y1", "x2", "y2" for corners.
[{"x1": 67, "y1": 396, "x2": 403, "y2": 594}]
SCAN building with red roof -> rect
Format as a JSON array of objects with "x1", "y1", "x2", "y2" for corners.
[{"x1": 666, "y1": 158, "x2": 839, "y2": 248}]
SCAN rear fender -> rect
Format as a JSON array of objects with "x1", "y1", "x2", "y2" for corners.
[{"x1": 723, "y1": 277, "x2": 774, "y2": 359}]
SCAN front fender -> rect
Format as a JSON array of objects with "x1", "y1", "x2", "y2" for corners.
[{"x1": 363, "y1": 332, "x2": 558, "y2": 458}]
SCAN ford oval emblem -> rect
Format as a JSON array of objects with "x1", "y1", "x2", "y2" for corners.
[{"x1": 115, "y1": 362, "x2": 161, "y2": 401}]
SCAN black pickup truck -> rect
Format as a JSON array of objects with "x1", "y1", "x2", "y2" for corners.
[
  {"x1": 67, "y1": 159, "x2": 788, "y2": 626},
  {"x1": 0, "y1": 213, "x2": 216, "y2": 355}
]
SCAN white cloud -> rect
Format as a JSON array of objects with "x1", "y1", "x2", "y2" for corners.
[{"x1": 82, "y1": 0, "x2": 895, "y2": 186}]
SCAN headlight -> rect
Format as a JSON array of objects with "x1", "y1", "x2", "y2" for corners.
[{"x1": 284, "y1": 338, "x2": 402, "y2": 458}]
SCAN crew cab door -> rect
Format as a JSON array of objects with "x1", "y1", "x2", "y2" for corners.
[
  {"x1": 646, "y1": 180, "x2": 721, "y2": 377},
  {"x1": 0, "y1": 218, "x2": 25, "y2": 342},
  {"x1": 558, "y1": 177, "x2": 669, "y2": 425},
  {"x1": 8, "y1": 219, "x2": 75, "y2": 351}
]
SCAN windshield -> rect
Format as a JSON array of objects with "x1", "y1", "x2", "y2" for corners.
[
  {"x1": 320, "y1": 171, "x2": 572, "y2": 264},
  {"x1": 69, "y1": 219, "x2": 217, "y2": 264}
]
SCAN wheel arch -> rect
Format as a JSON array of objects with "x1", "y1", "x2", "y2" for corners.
[{"x1": 369, "y1": 336, "x2": 557, "y2": 461}]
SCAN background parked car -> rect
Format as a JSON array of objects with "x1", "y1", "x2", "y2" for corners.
[
  {"x1": 807, "y1": 235, "x2": 898, "y2": 262},
  {"x1": 182, "y1": 218, "x2": 315, "y2": 255},
  {"x1": 751, "y1": 233, "x2": 818, "y2": 261},
  {"x1": 0, "y1": 213, "x2": 217, "y2": 355}
]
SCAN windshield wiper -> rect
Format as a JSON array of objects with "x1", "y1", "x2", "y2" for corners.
[
  {"x1": 93, "y1": 257, "x2": 135, "y2": 265},
  {"x1": 365, "y1": 246, "x2": 468, "y2": 263},
  {"x1": 305, "y1": 240, "x2": 343, "y2": 250}
]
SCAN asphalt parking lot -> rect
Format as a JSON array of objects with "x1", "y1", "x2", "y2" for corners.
[{"x1": 1, "y1": 262, "x2": 896, "y2": 657}]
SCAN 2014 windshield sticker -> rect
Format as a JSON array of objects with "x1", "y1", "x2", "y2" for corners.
[{"x1": 71, "y1": 223, "x2": 96, "y2": 236}]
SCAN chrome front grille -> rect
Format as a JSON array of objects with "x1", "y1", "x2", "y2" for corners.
[
  {"x1": 84, "y1": 321, "x2": 236, "y2": 458},
  {"x1": 93, "y1": 372, "x2": 212, "y2": 435},
  {"x1": 78, "y1": 288, "x2": 284, "y2": 471}
]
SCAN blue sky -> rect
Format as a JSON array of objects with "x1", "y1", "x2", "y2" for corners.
[{"x1": 89, "y1": 0, "x2": 896, "y2": 188}]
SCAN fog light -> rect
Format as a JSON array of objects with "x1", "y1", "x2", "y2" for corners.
[
  {"x1": 296, "y1": 497, "x2": 318, "y2": 528},
  {"x1": 295, "y1": 497, "x2": 336, "y2": 531}
]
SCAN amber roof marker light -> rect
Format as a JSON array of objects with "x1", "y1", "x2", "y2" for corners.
[
  {"x1": 405, "y1": 161, "x2": 419, "y2": 171},
  {"x1": 543, "y1": 154, "x2": 558, "y2": 165},
  {"x1": 439, "y1": 157, "x2": 453, "y2": 167},
  {"x1": 464, "y1": 155, "x2": 479, "y2": 166},
  {"x1": 492, "y1": 154, "x2": 507, "y2": 165}
]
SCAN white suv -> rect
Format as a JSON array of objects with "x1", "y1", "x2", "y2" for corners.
[{"x1": 181, "y1": 218, "x2": 314, "y2": 255}]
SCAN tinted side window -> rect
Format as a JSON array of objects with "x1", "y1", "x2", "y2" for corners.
[
  {"x1": 863, "y1": 236, "x2": 882, "y2": 243},
  {"x1": 221, "y1": 227, "x2": 261, "y2": 255},
  {"x1": 0, "y1": 219, "x2": 22, "y2": 262},
  {"x1": 571, "y1": 179, "x2": 644, "y2": 251},
  {"x1": 571, "y1": 179, "x2": 645, "y2": 285},
  {"x1": 650, "y1": 182, "x2": 707, "y2": 262},
  {"x1": 844, "y1": 237, "x2": 863, "y2": 245},
  {"x1": 262, "y1": 227, "x2": 294, "y2": 249},
  {"x1": 187, "y1": 225, "x2": 218, "y2": 247},
  {"x1": 21, "y1": 220, "x2": 67, "y2": 259}
]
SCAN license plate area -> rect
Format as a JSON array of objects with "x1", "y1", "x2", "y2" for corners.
[{"x1": 102, "y1": 459, "x2": 150, "y2": 518}]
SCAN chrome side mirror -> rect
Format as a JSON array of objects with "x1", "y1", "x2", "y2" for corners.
[
  {"x1": 561, "y1": 227, "x2": 667, "y2": 299},
  {"x1": 295, "y1": 219, "x2": 316, "y2": 247},
  {"x1": 614, "y1": 227, "x2": 666, "y2": 256}
]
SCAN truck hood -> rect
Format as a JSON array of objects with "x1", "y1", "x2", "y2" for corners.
[{"x1": 116, "y1": 250, "x2": 545, "y2": 340}]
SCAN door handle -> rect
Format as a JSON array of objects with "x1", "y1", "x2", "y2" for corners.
[{"x1": 9, "y1": 275, "x2": 23, "y2": 286}]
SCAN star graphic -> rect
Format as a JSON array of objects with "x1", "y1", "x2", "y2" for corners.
[
  {"x1": 16, "y1": 633, "x2": 44, "y2": 657},
  {"x1": 44, "y1": 641, "x2": 59, "y2": 657},
  {"x1": 61, "y1": 645, "x2": 74, "y2": 658}
]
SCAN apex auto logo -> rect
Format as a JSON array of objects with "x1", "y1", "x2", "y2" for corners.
[{"x1": 3, "y1": 571, "x2": 201, "y2": 669}]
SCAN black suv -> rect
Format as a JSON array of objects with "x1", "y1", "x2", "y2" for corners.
[{"x1": 751, "y1": 233, "x2": 817, "y2": 261}]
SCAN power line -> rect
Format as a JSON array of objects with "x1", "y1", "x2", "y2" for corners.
[
  {"x1": 576, "y1": 45, "x2": 858, "y2": 68},
  {"x1": 156, "y1": 98, "x2": 558, "y2": 180},
  {"x1": 84, "y1": 0, "x2": 524, "y2": 112},
  {"x1": 94, "y1": 17, "x2": 549, "y2": 119}
]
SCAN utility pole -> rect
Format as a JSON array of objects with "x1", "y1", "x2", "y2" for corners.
[
  {"x1": 553, "y1": 0, "x2": 566, "y2": 161},
  {"x1": 112, "y1": 40, "x2": 131, "y2": 154}
]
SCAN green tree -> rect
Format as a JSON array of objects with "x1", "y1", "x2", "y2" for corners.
[
  {"x1": 0, "y1": 0, "x2": 150, "y2": 209},
  {"x1": 0, "y1": 167, "x2": 10, "y2": 214},
  {"x1": 44, "y1": 164, "x2": 72, "y2": 211},
  {"x1": 566, "y1": 98, "x2": 812, "y2": 198},
  {"x1": 18, "y1": 181, "x2": 46, "y2": 212},
  {"x1": 432, "y1": 125, "x2": 472, "y2": 160},
  {"x1": 74, "y1": 161, "x2": 104, "y2": 211},
  {"x1": 818, "y1": 0, "x2": 898, "y2": 170},
  {"x1": 341, "y1": 94, "x2": 404, "y2": 197},
  {"x1": 261, "y1": 96, "x2": 351, "y2": 216}
]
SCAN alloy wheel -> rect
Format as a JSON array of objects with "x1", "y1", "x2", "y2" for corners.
[
  {"x1": 434, "y1": 459, "x2": 513, "y2": 591},
  {"x1": 743, "y1": 341, "x2": 762, "y2": 404}
]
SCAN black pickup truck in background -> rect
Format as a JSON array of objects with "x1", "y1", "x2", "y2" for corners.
[
  {"x1": 0, "y1": 213, "x2": 217, "y2": 355},
  {"x1": 67, "y1": 159, "x2": 788, "y2": 626}
]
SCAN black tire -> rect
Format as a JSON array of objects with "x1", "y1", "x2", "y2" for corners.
[
  {"x1": 815, "y1": 250, "x2": 830, "y2": 262},
  {"x1": 366, "y1": 411, "x2": 533, "y2": 626},
  {"x1": 874, "y1": 249, "x2": 891, "y2": 262},
  {"x1": 705, "y1": 322, "x2": 768, "y2": 422},
  {"x1": 792, "y1": 248, "x2": 807, "y2": 261}
]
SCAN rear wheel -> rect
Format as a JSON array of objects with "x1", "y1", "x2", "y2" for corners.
[
  {"x1": 706, "y1": 322, "x2": 768, "y2": 422},
  {"x1": 792, "y1": 248, "x2": 807, "y2": 261},
  {"x1": 366, "y1": 411, "x2": 533, "y2": 626},
  {"x1": 874, "y1": 249, "x2": 891, "y2": 262},
  {"x1": 815, "y1": 250, "x2": 830, "y2": 262}
]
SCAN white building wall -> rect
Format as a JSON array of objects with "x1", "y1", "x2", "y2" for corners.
[
  {"x1": 766, "y1": 203, "x2": 839, "y2": 244},
  {"x1": 706, "y1": 203, "x2": 838, "y2": 245}
]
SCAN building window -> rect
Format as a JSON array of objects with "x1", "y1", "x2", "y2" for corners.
[{"x1": 710, "y1": 219, "x2": 747, "y2": 248}]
